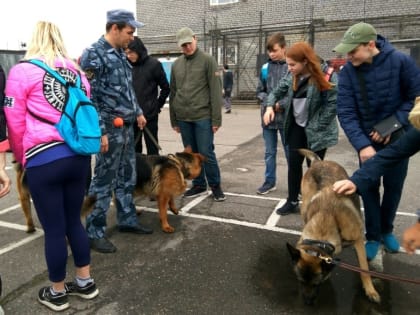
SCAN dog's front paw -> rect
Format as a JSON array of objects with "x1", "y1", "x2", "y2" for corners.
[
  {"x1": 366, "y1": 288, "x2": 381, "y2": 304},
  {"x1": 170, "y1": 208, "x2": 179, "y2": 215},
  {"x1": 162, "y1": 224, "x2": 175, "y2": 233}
]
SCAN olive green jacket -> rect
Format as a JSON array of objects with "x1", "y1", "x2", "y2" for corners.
[{"x1": 169, "y1": 48, "x2": 222, "y2": 127}]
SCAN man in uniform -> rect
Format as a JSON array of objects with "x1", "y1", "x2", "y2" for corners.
[{"x1": 80, "y1": 9, "x2": 153, "y2": 254}]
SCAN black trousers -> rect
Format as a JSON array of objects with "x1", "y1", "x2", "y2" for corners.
[
  {"x1": 287, "y1": 119, "x2": 326, "y2": 201},
  {"x1": 134, "y1": 116, "x2": 159, "y2": 155}
]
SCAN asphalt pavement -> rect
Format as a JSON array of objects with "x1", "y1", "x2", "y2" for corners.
[{"x1": 0, "y1": 105, "x2": 419, "y2": 314}]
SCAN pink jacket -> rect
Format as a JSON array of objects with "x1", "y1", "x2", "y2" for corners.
[{"x1": 4, "y1": 59, "x2": 91, "y2": 165}]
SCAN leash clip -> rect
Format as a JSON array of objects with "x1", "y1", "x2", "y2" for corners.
[{"x1": 318, "y1": 254, "x2": 333, "y2": 264}]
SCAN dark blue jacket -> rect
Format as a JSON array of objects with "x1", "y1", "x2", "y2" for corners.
[{"x1": 337, "y1": 35, "x2": 420, "y2": 152}]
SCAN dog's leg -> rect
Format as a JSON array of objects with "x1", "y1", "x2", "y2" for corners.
[
  {"x1": 168, "y1": 197, "x2": 179, "y2": 215},
  {"x1": 354, "y1": 239, "x2": 381, "y2": 303},
  {"x1": 16, "y1": 171, "x2": 35, "y2": 233},
  {"x1": 157, "y1": 194, "x2": 175, "y2": 233}
]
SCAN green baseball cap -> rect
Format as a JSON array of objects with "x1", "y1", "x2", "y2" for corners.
[{"x1": 333, "y1": 22, "x2": 377, "y2": 54}]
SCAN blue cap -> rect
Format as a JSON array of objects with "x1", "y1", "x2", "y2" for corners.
[{"x1": 106, "y1": 9, "x2": 144, "y2": 29}]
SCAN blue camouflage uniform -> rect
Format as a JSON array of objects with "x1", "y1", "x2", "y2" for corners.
[{"x1": 80, "y1": 36, "x2": 143, "y2": 239}]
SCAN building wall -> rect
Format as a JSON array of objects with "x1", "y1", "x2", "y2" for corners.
[{"x1": 136, "y1": 0, "x2": 420, "y2": 96}]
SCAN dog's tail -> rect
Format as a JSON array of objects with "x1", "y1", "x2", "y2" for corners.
[
  {"x1": 81, "y1": 195, "x2": 97, "y2": 218},
  {"x1": 297, "y1": 148, "x2": 321, "y2": 163}
]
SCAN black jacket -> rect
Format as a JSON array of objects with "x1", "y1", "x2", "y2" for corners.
[{"x1": 127, "y1": 37, "x2": 170, "y2": 120}]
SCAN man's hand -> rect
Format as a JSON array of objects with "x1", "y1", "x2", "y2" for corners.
[
  {"x1": 332, "y1": 179, "x2": 357, "y2": 195},
  {"x1": 0, "y1": 153, "x2": 11, "y2": 198},
  {"x1": 100, "y1": 135, "x2": 109, "y2": 153},
  {"x1": 402, "y1": 222, "x2": 420, "y2": 254},
  {"x1": 137, "y1": 115, "x2": 147, "y2": 130},
  {"x1": 359, "y1": 146, "x2": 376, "y2": 163},
  {"x1": 212, "y1": 126, "x2": 220, "y2": 133},
  {"x1": 370, "y1": 130, "x2": 391, "y2": 145},
  {"x1": 263, "y1": 107, "x2": 275, "y2": 125}
]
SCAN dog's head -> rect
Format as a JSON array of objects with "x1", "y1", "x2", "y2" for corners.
[
  {"x1": 175, "y1": 146, "x2": 206, "y2": 180},
  {"x1": 286, "y1": 242, "x2": 336, "y2": 305}
]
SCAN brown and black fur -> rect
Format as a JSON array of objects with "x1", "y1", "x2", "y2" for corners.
[
  {"x1": 286, "y1": 149, "x2": 380, "y2": 305},
  {"x1": 15, "y1": 163, "x2": 35, "y2": 233},
  {"x1": 82, "y1": 146, "x2": 206, "y2": 233}
]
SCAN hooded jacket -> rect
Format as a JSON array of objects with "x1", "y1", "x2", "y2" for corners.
[
  {"x1": 337, "y1": 35, "x2": 420, "y2": 152},
  {"x1": 127, "y1": 37, "x2": 170, "y2": 120}
]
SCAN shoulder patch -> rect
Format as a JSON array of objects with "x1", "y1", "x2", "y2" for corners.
[{"x1": 4, "y1": 96, "x2": 14, "y2": 108}]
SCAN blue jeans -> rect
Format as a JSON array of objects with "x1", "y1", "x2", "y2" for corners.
[
  {"x1": 353, "y1": 128, "x2": 420, "y2": 241},
  {"x1": 262, "y1": 127, "x2": 288, "y2": 185},
  {"x1": 178, "y1": 119, "x2": 221, "y2": 187},
  {"x1": 359, "y1": 147, "x2": 409, "y2": 242}
]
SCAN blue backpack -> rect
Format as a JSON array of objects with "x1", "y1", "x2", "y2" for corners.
[{"x1": 26, "y1": 59, "x2": 101, "y2": 155}]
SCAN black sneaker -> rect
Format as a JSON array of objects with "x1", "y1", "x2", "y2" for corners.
[
  {"x1": 38, "y1": 287, "x2": 69, "y2": 311},
  {"x1": 89, "y1": 237, "x2": 117, "y2": 253},
  {"x1": 184, "y1": 185, "x2": 207, "y2": 198},
  {"x1": 256, "y1": 182, "x2": 276, "y2": 195},
  {"x1": 65, "y1": 281, "x2": 99, "y2": 300},
  {"x1": 276, "y1": 200, "x2": 299, "y2": 215},
  {"x1": 211, "y1": 185, "x2": 226, "y2": 202}
]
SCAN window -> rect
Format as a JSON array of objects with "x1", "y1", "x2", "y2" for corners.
[
  {"x1": 209, "y1": 45, "x2": 238, "y2": 65},
  {"x1": 210, "y1": 0, "x2": 239, "y2": 5}
]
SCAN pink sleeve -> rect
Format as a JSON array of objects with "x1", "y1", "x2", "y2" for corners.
[{"x1": 4, "y1": 65, "x2": 28, "y2": 164}]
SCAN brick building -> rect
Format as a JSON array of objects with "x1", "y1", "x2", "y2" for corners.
[{"x1": 136, "y1": 0, "x2": 420, "y2": 98}]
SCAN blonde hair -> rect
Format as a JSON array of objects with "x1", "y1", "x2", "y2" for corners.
[
  {"x1": 24, "y1": 21, "x2": 78, "y2": 70},
  {"x1": 286, "y1": 41, "x2": 333, "y2": 92}
]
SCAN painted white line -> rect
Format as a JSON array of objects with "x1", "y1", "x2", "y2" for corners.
[
  {"x1": 0, "y1": 204, "x2": 23, "y2": 215},
  {"x1": 0, "y1": 229, "x2": 44, "y2": 256},
  {"x1": 225, "y1": 192, "x2": 281, "y2": 201},
  {"x1": 136, "y1": 203, "x2": 302, "y2": 236},
  {"x1": 0, "y1": 220, "x2": 30, "y2": 231},
  {"x1": 180, "y1": 192, "x2": 211, "y2": 213},
  {"x1": 182, "y1": 211, "x2": 302, "y2": 235}
]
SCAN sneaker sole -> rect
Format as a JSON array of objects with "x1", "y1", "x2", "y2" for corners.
[
  {"x1": 183, "y1": 191, "x2": 208, "y2": 198},
  {"x1": 213, "y1": 196, "x2": 226, "y2": 202},
  {"x1": 256, "y1": 187, "x2": 277, "y2": 195},
  {"x1": 38, "y1": 298, "x2": 69, "y2": 311},
  {"x1": 68, "y1": 288, "x2": 99, "y2": 300}
]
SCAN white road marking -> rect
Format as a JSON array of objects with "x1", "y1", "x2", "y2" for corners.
[
  {"x1": 1, "y1": 192, "x2": 419, "y2": 256},
  {"x1": 0, "y1": 226, "x2": 44, "y2": 255}
]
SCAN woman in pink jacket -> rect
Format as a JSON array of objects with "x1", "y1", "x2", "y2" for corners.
[{"x1": 4, "y1": 21, "x2": 98, "y2": 311}]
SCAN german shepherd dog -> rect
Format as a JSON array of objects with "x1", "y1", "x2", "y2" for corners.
[
  {"x1": 82, "y1": 146, "x2": 206, "y2": 233},
  {"x1": 16, "y1": 146, "x2": 205, "y2": 234},
  {"x1": 286, "y1": 149, "x2": 380, "y2": 305}
]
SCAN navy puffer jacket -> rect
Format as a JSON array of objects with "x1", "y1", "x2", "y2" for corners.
[{"x1": 337, "y1": 35, "x2": 420, "y2": 152}]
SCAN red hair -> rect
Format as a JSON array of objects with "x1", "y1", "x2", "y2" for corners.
[{"x1": 286, "y1": 42, "x2": 333, "y2": 92}]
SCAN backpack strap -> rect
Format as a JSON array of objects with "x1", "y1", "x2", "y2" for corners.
[
  {"x1": 261, "y1": 63, "x2": 269, "y2": 83},
  {"x1": 25, "y1": 59, "x2": 82, "y2": 88}
]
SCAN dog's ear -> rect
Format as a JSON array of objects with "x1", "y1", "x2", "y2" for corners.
[{"x1": 286, "y1": 242, "x2": 301, "y2": 263}]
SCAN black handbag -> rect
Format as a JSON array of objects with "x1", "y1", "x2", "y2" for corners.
[{"x1": 373, "y1": 115, "x2": 402, "y2": 137}]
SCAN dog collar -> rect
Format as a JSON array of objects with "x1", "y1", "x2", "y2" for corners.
[{"x1": 301, "y1": 239, "x2": 336, "y2": 256}]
